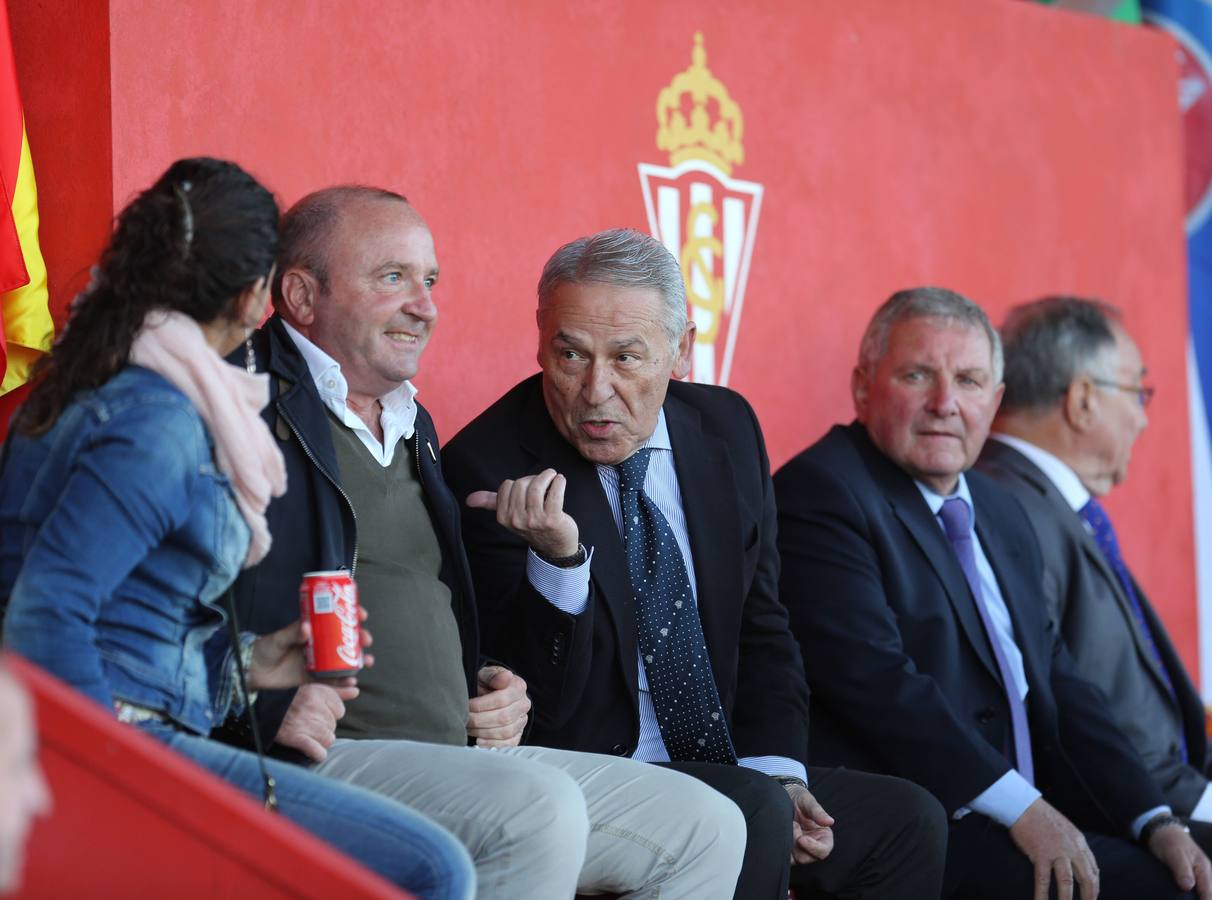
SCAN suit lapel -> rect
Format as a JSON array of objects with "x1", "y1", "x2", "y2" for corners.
[
  {"x1": 895, "y1": 486, "x2": 1005, "y2": 685},
  {"x1": 519, "y1": 386, "x2": 638, "y2": 698},
  {"x1": 853, "y1": 426, "x2": 1003, "y2": 684},
  {"x1": 664, "y1": 393, "x2": 737, "y2": 670},
  {"x1": 1076, "y1": 529, "x2": 1176, "y2": 695},
  {"x1": 991, "y1": 442, "x2": 1176, "y2": 698},
  {"x1": 983, "y1": 440, "x2": 1052, "y2": 499},
  {"x1": 1137, "y1": 574, "x2": 1207, "y2": 757},
  {"x1": 970, "y1": 485, "x2": 1051, "y2": 703}
]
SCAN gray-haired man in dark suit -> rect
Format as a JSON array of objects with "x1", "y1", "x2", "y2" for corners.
[{"x1": 978, "y1": 295, "x2": 1212, "y2": 853}]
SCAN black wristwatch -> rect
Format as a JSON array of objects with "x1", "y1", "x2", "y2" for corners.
[
  {"x1": 1139, "y1": 812, "x2": 1190, "y2": 845},
  {"x1": 536, "y1": 543, "x2": 587, "y2": 568}
]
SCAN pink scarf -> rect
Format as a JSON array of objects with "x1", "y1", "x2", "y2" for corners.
[{"x1": 129, "y1": 311, "x2": 286, "y2": 567}]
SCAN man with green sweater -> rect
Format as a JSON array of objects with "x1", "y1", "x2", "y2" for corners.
[{"x1": 224, "y1": 186, "x2": 748, "y2": 899}]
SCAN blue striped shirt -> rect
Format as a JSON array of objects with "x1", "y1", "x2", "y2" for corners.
[{"x1": 527, "y1": 410, "x2": 806, "y2": 781}]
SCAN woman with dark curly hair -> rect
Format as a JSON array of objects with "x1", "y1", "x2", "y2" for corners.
[{"x1": 0, "y1": 157, "x2": 474, "y2": 899}]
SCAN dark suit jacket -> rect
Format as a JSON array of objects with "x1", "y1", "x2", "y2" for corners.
[
  {"x1": 773, "y1": 422, "x2": 1164, "y2": 833},
  {"x1": 216, "y1": 315, "x2": 480, "y2": 755},
  {"x1": 978, "y1": 437, "x2": 1209, "y2": 814},
  {"x1": 442, "y1": 374, "x2": 809, "y2": 764}
]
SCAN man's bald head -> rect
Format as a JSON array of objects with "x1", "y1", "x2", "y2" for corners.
[
  {"x1": 272, "y1": 186, "x2": 439, "y2": 408},
  {"x1": 271, "y1": 185, "x2": 411, "y2": 309}
]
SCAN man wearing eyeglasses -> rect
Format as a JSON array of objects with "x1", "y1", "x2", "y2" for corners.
[{"x1": 976, "y1": 295, "x2": 1212, "y2": 853}]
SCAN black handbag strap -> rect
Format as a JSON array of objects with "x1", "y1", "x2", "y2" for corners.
[{"x1": 224, "y1": 589, "x2": 278, "y2": 812}]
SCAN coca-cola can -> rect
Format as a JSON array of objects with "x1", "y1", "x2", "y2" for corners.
[{"x1": 298, "y1": 570, "x2": 363, "y2": 677}]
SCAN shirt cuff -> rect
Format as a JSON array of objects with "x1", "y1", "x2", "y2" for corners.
[
  {"x1": 1131, "y1": 805, "x2": 1174, "y2": 840},
  {"x1": 963, "y1": 770, "x2": 1042, "y2": 827},
  {"x1": 739, "y1": 755, "x2": 808, "y2": 784},
  {"x1": 1190, "y1": 785, "x2": 1212, "y2": 823},
  {"x1": 527, "y1": 546, "x2": 593, "y2": 615}
]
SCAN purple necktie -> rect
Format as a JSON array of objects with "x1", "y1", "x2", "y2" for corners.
[
  {"x1": 1080, "y1": 497, "x2": 1185, "y2": 762},
  {"x1": 938, "y1": 497, "x2": 1035, "y2": 784}
]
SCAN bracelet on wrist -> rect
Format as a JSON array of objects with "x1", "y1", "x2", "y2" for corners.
[{"x1": 773, "y1": 775, "x2": 808, "y2": 791}]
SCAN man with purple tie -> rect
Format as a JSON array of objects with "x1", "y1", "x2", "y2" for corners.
[
  {"x1": 774, "y1": 287, "x2": 1211, "y2": 899},
  {"x1": 977, "y1": 296, "x2": 1212, "y2": 856}
]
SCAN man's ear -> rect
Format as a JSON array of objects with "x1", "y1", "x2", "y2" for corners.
[
  {"x1": 672, "y1": 323, "x2": 696, "y2": 380},
  {"x1": 1063, "y1": 377, "x2": 1097, "y2": 431},
  {"x1": 851, "y1": 366, "x2": 869, "y2": 421},
  {"x1": 278, "y1": 269, "x2": 319, "y2": 328}
]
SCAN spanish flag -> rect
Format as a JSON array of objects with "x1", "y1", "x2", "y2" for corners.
[{"x1": 0, "y1": 0, "x2": 49, "y2": 395}]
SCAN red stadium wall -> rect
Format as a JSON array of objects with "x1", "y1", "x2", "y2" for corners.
[{"x1": 4, "y1": 0, "x2": 1194, "y2": 673}]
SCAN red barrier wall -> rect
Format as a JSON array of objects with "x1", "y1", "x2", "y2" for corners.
[
  {"x1": 9, "y1": 657, "x2": 407, "y2": 899},
  {"x1": 5, "y1": 2, "x2": 1195, "y2": 668}
]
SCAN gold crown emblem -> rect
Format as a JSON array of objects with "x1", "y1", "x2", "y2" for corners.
[{"x1": 655, "y1": 32, "x2": 745, "y2": 175}]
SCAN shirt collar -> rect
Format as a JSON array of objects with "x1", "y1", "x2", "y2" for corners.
[
  {"x1": 281, "y1": 319, "x2": 419, "y2": 415},
  {"x1": 595, "y1": 410, "x2": 671, "y2": 481},
  {"x1": 643, "y1": 409, "x2": 672, "y2": 452},
  {"x1": 915, "y1": 472, "x2": 975, "y2": 526},
  {"x1": 989, "y1": 433, "x2": 1090, "y2": 512}
]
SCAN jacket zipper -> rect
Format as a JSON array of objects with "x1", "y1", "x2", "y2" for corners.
[{"x1": 280, "y1": 412, "x2": 360, "y2": 577}]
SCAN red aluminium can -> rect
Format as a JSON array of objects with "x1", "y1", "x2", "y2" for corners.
[{"x1": 299, "y1": 570, "x2": 363, "y2": 677}]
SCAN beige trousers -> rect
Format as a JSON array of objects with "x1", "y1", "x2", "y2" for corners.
[{"x1": 315, "y1": 739, "x2": 746, "y2": 900}]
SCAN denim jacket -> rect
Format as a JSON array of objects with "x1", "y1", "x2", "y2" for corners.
[{"x1": 0, "y1": 365, "x2": 250, "y2": 734}]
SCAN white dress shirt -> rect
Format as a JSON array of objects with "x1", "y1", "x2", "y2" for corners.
[
  {"x1": 528, "y1": 410, "x2": 806, "y2": 781},
  {"x1": 282, "y1": 320, "x2": 418, "y2": 467}
]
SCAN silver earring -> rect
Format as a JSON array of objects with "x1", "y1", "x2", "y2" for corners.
[{"x1": 244, "y1": 333, "x2": 256, "y2": 374}]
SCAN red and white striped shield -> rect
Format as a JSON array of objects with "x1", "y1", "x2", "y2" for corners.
[{"x1": 638, "y1": 158, "x2": 763, "y2": 387}]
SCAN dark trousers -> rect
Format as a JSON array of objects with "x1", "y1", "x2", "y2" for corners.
[
  {"x1": 660, "y1": 762, "x2": 948, "y2": 900},
  {"x1": 792, "y1": 767, "x2": 948, "y2": 900},
  {"x1": 659, "y1": 760, "x2": 793, "y2": 899},
  {"x1": 944, "y1": 812, "x2": 1194, "y2": 900}
]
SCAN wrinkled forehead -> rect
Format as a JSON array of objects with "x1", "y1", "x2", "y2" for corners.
[
  {"x1": 540, "y1": 282, "x2": 666, "y2": 336},
  {"x1": 332, "y1": 198, "x2": 432, "y2": 260},
  {"x1": 882, "y1": 315, "x2": 994, "y2": 366}
]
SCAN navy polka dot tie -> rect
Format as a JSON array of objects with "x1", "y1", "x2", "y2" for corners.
[{"x1": 616, "y1": 448, "x2": 737, "y2": 764}]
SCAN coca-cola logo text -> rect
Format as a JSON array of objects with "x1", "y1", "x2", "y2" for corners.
[{"x1": 333, "y1": 584, "x2": 362, "y2": 669}]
